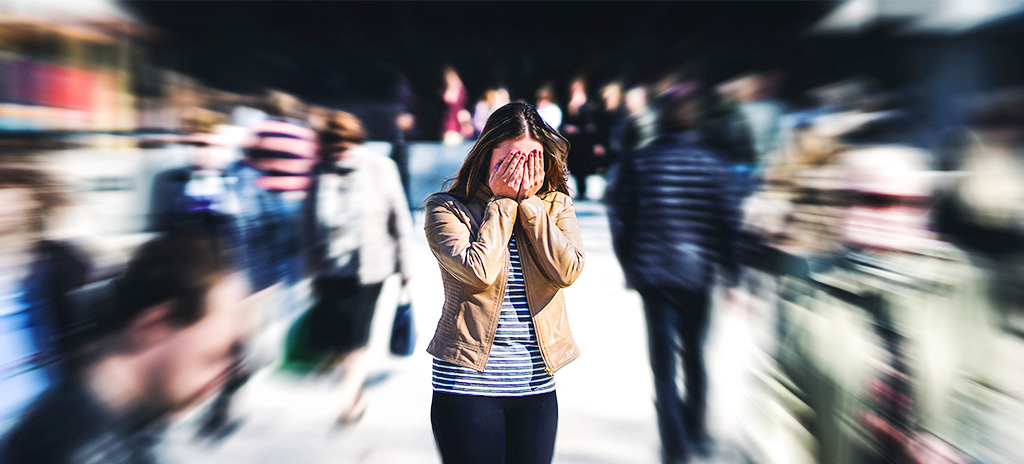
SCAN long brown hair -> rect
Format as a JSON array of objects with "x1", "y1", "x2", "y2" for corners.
[{"x1": 444, "y1": 102, "x2": 570, "y2": 200}]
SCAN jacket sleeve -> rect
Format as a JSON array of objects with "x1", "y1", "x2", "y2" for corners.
[
  {"x1": 516, "y1": 194, "x2": 586, "y2": 288},
  {"x1": 383, "y1": 157, "x2": 415, "y2": 281},
  {"x1": 604, "y1": 155, "x2": 636, "y2": 269},
  {"x1": 424, "y1": 195, "x2": 517, "y2": 289}
]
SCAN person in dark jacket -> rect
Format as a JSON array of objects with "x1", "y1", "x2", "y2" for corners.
[{"x1": 606, "y1": 89, "x2": 740, "y2": 464}]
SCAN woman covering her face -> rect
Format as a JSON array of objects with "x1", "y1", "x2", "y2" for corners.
[{"x1": 424, "y1": 102, "x2": 585, "y2": 463}]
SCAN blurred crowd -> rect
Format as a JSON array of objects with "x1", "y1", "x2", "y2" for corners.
[
  {"x1": 601, "y1": 72, "x2": 1024, "y2": 463},
  {"x1": 1, "y1": 2, "x2": 1024, "y2": 464},
  {"x1": 0, "y1": 83, "x2": 417, "y2": 460}
]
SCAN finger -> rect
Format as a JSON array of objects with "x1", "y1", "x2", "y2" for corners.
[
  {"x1": 496, "y1": 152, "x2": 513, "y2": 173},
  {"x1": 503, "y1": 163, "x2": 518, "y2": 184},
  {"x1": 489, "y1": 155, "x2": 507, "y2": 182},
  {"x1": 501, "y1": 151, "x2": 518, "y2": 176},
  {"x1": 532, "y1": 151, "x2": 540, "y2": 181},
  {"x1": 505, "y1": 151, "x2": 525, "y2": 177},
  {"x1": 514, "y1": 151, "x2": 527, "y2": 173}
]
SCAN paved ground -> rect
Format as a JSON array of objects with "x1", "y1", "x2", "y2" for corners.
[{"x1": 161, "y1": 198, "x2": 761, "y2": 463}]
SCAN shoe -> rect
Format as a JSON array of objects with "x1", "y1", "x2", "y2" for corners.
[
  {"x1": 690, "y1": 435, "x2": 715, "y2": 459},
  {"x1": 334, "y1": 393, "x2": 368, "y2": 429}
]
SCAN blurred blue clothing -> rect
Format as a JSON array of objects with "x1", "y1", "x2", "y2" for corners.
[
  {"x1": 730, "y1": 162, "x2": 757, "y2": 200},
  {"x1": 274, "y1": 192, "x2": 307, "y2": 296},
  {"x1": 148, "y1": 166, "x2": 242, "y2": 249},
  {"x1": 606, "y1": 132, "x2": 740, "y2": 292},
  {"x1": 0, "y1": 257, "x2": 66, "y2": 438},
  {"x1": 225, "y1": 160, "x2": 306, "y2": 293}
]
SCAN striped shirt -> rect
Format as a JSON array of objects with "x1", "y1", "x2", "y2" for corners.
[{"x1": 432, "y1": 234, "x2": 555, "y2": 397}]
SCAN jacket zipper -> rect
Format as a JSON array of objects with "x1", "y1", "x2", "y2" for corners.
[{"x1": 516, "y1": 228, "x2": 554, "y2": 374}]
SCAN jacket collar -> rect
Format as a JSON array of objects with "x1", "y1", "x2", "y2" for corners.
[{"x1": 470, "y1": 187, "x2": 562, "y2": 204}]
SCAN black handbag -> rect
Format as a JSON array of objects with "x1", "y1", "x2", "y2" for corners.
[{"x1": 389, "y1": 285, "x2": 416, "y2": 356}]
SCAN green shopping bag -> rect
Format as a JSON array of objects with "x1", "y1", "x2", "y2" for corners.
[{"x1": 280, "y1": 308, "x2": 332, "y2": 374}]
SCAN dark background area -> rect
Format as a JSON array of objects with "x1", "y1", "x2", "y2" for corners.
[
  {"x1": 120, "y1": 1, "x2": 1024, "y2": 140},
  {"x1": 121, "y1": 2, "x2": 833, "y2": 133}
]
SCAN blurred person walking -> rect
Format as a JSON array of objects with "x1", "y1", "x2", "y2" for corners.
[
  {"x1": 228, "y1": 91, "x2": 318, "y2": 294},
  {"x1": 424, "y1": 102, "x2": 584, "y2": 464},
  {"x1": 771, "y1": 121, "x2": 995, "y2": 463},
  {"x1": 194, "y1": 94, "x2": 318, "y2": 439},
  {"x1": 732, "y1": 72, "x2": 788, "y2": 168},
  {"x1": 605, "y1": 90, "x2": 739, "y2": 463},
  {"x1": 0, "y1": 167, "x2": 91, "y2": 439},
  {"x1": 304, "y1": 111, "x2": 415, "y2": 426},
  {"x1": 147, "y1": 122, "x2": 238, "y2": 246},
  {"x1": 597, "y1": 81, "x2": 628, "y2": 170},
  {"x1": 393, "y1": 114, "x2": 415, "y2": 206},
  {"x1": 441, "y1": 66, "x2": 472, "y2": 145},
  {"x1": 717, "y1": 71, "x2": 788, "y2": 198},
  {"x1": 393, "y1": 73, "x2": 420, "y2": 207},
  {"x1": 535, "y1": 84, "x2": 562, "y2": 132},
  {"x1": 562, "y1": 77, "x2": 601, "y2": 200},
  {"x1": 0, "y1": 234, "x2": 251, "y2": 464},
  {"x1": 621, "y1": 86, "x2": 658, "y2": 152},
  {"x1": 473, "y1": 87, "x2": 511, "y2": 139}
]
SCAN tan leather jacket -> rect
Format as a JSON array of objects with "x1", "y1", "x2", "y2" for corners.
[{"x1": 424, "y1": 189, "x2": 585, "y2": 373}]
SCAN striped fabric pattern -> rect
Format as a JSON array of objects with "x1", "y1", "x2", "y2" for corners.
[
  {"x1": 245, "y1": 117, "x2": 317, "y2": 192},
  {"x1": 432, "y1": 234, "x2": 555, "y2": 397}
]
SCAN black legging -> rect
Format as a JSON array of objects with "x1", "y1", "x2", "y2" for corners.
[{"x1": 431, "y1": 391, "x2": 558, "y2": 464}]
